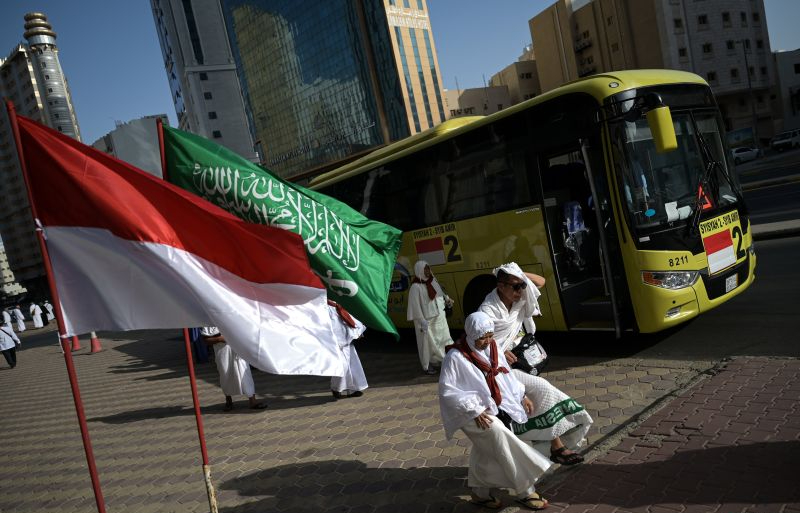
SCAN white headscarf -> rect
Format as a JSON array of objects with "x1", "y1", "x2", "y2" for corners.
[
  {"x1": 413, "y1": 260, "x2": 444, "y2": 297},
  {"x1": 464, "y1": 311, "x2": 494, "y2": 361}
]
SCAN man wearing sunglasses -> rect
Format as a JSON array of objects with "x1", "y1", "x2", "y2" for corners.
[{"x1": 479, "y1": 262, "x2": 592, "y2": 466}]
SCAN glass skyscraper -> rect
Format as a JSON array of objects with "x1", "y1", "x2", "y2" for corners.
[{"x1": 222, "y1": 0, "x2": 446, "y2": 178}]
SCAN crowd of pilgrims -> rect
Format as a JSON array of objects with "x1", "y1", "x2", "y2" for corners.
[{"x1": 2, "y1": 261, "x2": 592, "y2": 510}]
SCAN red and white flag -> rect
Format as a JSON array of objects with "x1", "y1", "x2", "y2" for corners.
[
  {"x1": 703, "y1": 229, "x2": 736, "y2": 274},
  {"x1": 414, "y1": 237, "x2": 446, "y2": 266},
  {"x1": 14, "y1": 115, "x2": 343, "y2": 376}
]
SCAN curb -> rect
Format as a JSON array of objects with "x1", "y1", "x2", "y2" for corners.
[{"x1": 741, "y1": 174, "x2": 800, "y2": 191}]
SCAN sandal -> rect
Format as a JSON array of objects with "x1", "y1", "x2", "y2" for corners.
[
  {"x1": 550, "y1": 446, "x2": 584, "y2": 465},
  {"x1": 516, "y1": 492, "x2": 548, "y2": 510},
  {"x1": 249, "y1": 402, "x2": 268, "y2": 410},
  {"x1": 469, "y1": 493, "x2": 502, "y2": 509}
]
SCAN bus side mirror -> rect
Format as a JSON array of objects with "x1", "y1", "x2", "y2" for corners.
[{"x1": 646, "y1": 105, "x2": 678, "y2": 153}]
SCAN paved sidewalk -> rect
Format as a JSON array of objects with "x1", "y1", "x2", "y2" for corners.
[
  {"x1": 540, "y1": 357, "x2": 800, "y2": 513},
  {"x1": 1, "y1": 329, "x2": 707, "y2": 513}
]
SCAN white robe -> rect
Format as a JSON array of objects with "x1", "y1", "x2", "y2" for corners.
[
  {"x1": 43, "y1": 303, "x2": 55, "y2": 321},
  {"x1": 328, "y1": 306, "x2": 368, "y2": 393},
  {"x1": 202, "y1": 327, "x2": 255, "y2": 397},
  {"x1": 0, "y1": 326, "x2": 20, "y2": 352},
  {"x1": 30, "y1": 304, "x2": 43, "y2": 328},
  {"x1": 2, "y1": 311, "x2": 13, "y2": 332},
  {"x1": 479, "y1": 278, "x2": 593, "y2": 454},
  {"x1": 407, "y1": 285, "x2": 451, "y2": 370},
  {"x1": 12, "y1": 309, "x2": 25, "y2": 332},
  {"x1": 439, "y1": 346, "x2": 552, "y2": 495}
]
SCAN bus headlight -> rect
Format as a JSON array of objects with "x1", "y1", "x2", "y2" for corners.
[{"x1": 642, "y1": 271, "x2": 699, "y2": 289}]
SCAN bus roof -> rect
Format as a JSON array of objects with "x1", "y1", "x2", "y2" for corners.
[{"x1": 310, "y1": 69, "x2": 707, "y2": 188}]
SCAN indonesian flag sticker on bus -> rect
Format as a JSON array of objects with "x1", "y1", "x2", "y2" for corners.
[
  {"x1": 703, "y1": 229, "x2": 736, "y2": 274},
  {"x1": 415, "y1": 237, "x2": 447, "y2": 266}
]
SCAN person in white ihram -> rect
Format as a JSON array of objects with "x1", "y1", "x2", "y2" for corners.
[
  {"x1": 1, "y1": 322, "x2": 22, "y2": 369},
  {"x1": 327, "y1": 300, "x2": 368, "y2": 399},
  {"x1": 201, "y1": 326, "x2": 267, "y2": 411},
  {"x1": 479, "y1": 262, "x2": 593, "y2": 466},
  {"x1": 407, "y1": 260, "x2": 454, "y2": 374},
  {"x1": 43, "y1": 300, "x2": 55, "y2": 322},
  {"x1": 12, "y1": 306, "x2": 25, "y2": 333},
  {"x1": 29, "y1": 302, "x2": 44, "y2": 329},
  {"x1": 2, "y1": 309, "x2": 13, "y2": 332},
  {"x1": 439, "y1": 312, "x2": 552, "y2": 510}
]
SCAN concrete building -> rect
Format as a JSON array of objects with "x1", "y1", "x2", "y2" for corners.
[
  {"x1": 773, "y1": 49, "x2": 800, "y2": 132},
  {"x1": 220, "y1": 0, "x2": 447, "y2": 179},
  {"x1": 489, "y1": 45, "x2": 541, "y2": 105},
  {"x1": 0, "y1": 12, "x2": 81, "y2": 299},
  {"x1": 529, "y1": 0, "x2": 776, "y2": 144},
  {"x1": 444, "y1": 85, "x2": 511, "y2": 119},
  {"x1": 151, "y1": 0, "x2": 257, "y2": 162},
  {"x1": 92, "y1": 114, "x2": 170, "y2": 177}
]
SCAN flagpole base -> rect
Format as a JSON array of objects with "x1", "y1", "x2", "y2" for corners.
[
  {"x1": 90, "y1": 332, "x2": 102, "y2": 353},
  {"x1": 71, "y1": 335, "x2": 81, "y2": 351}
]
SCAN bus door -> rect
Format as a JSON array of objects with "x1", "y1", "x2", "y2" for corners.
[{"x1": 539, "y1": 148, "x2": 618, "y2": 332}]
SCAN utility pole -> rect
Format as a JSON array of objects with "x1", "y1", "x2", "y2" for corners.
[{"x1": 739, "y1": 39, "x2": 760, "y2": 148}]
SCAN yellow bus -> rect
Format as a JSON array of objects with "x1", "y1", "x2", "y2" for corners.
[{"x1": 310, "y1": 70, "x2": 755, "y2": 336}]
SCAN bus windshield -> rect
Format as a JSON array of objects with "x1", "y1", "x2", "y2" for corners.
[{"x1": 612, "y1": 110, "x2": 738, "y2": 232}]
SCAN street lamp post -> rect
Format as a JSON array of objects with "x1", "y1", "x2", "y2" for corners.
[{"x1": 739, "y1": 39, "x2": 760, "y2": 148}]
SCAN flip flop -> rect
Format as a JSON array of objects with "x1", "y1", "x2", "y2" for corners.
[
  {"x1": 550, "y1": 447, "x2": 584, "y2": 465},
  {"x1": 515, "y1": 492, "x2": 548, "y2": 510},
  {"x1": 469, "y1": 493, "x2": 502, "y2": 509}
]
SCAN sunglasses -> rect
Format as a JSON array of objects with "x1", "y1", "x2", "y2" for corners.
[{"x1": 500, "y1": 281, "x2": 527, "y2": 291}]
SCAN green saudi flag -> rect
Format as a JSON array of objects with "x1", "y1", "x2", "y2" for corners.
[{"x1": 162, "y1": 126, "x2": 402, "y2": 337}]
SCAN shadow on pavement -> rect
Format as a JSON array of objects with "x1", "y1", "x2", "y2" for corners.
[
  {"x1": 548, "y1": 441, "x2": 799, "y2": 507},
  {"x1": 216, "y1": 459, "x2": 468, "y2": 513}
]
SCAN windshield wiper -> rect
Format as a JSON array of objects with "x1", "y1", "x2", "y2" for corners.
[{"x1": 688, "y1": 116, "x2": 747, "y2": 236}]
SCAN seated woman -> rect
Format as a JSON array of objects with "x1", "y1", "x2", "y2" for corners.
[{"x1": 439, "y1": 312, "x2": 551, "y2": 510}]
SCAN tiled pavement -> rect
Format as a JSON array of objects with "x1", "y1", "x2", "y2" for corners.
[
  {"x1": 540, "y1": 357, "x2": 800, "y2": 513},
  {"x1": 0, "y1": 327, "x2": 769, "y2": 513}
]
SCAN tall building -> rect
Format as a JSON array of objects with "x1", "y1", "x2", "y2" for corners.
[
  {"x1": 0, "y1": 12, "x2": 81, "y2": 299},
  {"x1": 151, "y1": 0, "x2": 257, "y2": 162},
  {"x1": 529, "y1": 0, "x2": 776, "y2": 143},
  {"x1": 773, "y1": 50, "x2": 800, "y2": 132},
  {"x1": 221, "y1": 0, "x2": 447, "y2": 179},
  {"x1": 444, "y1": 86, "x2": 511, "y2": 119},
  {"x1": 489, "y1": 45, "x2": 541, "y2": 105}
]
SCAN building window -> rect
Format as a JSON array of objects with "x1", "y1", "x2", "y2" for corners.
[
  {"x1": 612, "y1": 42, "x2": 619, "y2": 52},
  {"x1": 756, "y1": 39, "x2": 764, "y2": 50},
  {"x1": 730, "y1": 68, "x2": 740, "y2": 80},
  {"x1": 722, "y1": 12, "x2": 731, "y2": 26},
  {"x1": 752, "y1": 12, "x2": 760, "y2": 23},
  {"x1": 47, "y1": 88, "x2": 52, "y2": 92},
  {"x1": 794, "y1": 63, "x2": 800, "y2": 74},
  {"x1": 740, "y1": 11, "x2": 747, "y2": 26},
  {"x1": 678, "y1": 47, "x2": 687, "y2": 57},
  {"x1": 749, "y1": 66, "x2": 754, "y2": 77},
  {"x1": 744, "y1": 39, "x2": 751, "y2": 50},
  {"x1": 727, "y1": 40, "x2": 735, "y2": 51},
  {"x1": 702, "y1": 43, "x2": 713, "y2": 55},
  {"x1": 707, "y1": 71, "x2": 717, "y2": 84},
  {"x1": 212, "y1": 130, "x2": 222, "y2": 138},
  {"x1": 698, "y1": 14, "x2": 708, "y2": 27},
  {"x1": 607, "y1": 16, "x2": 613, "y2": 26},
  {"x1": 44, "y1": 75, "x2": 49, "y2": 80},
  {"x1": 674, "y1": 18, "x2": 683, "y2": 30},
  {"x1": 199, "y1": 72, "x2": 208, "y2": 80},
  {"x1": 203, "y1": 92, "x2": 212, "y2": 100},
  {"x1": 497, "y1": 104, "x2": 503, "y2": 110},
  {"x1": 760, "y1": 66, "x2": 767, "y2": 76},
  {"x1": 208, "y1": 111, "x2": 217, "y2": 119}
]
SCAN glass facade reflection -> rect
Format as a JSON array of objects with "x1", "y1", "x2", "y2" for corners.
[{"x1": 222, "y1": 0, "x2": 445, "y2": 178}]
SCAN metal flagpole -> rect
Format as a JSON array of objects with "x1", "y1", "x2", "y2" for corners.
[
  {"x1": 5, "y1": 99, "x2": 107, "y2": 513},
  {"x1": 157, "y1": 118, "x2": 219, "y2": 513}
]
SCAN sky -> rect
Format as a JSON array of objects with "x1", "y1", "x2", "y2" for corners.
[{"x1": 1, "y1": 0, "x2": 799, "y2": 145}]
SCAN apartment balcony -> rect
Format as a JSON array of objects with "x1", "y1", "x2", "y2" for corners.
[{"x1": 574, "y1": 38, "x2": 592, "y2": 52}]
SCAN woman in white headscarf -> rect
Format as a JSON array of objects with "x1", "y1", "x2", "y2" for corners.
[
  {"x1": 480, "y1": 262, "x2": 593, "y2": 465},
  {"x1": 406, "y1": 260, "x2": 453, "y2": 374},
  {"x1": 439, "y1": 312, "x2": 551, "y2": 510}
]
